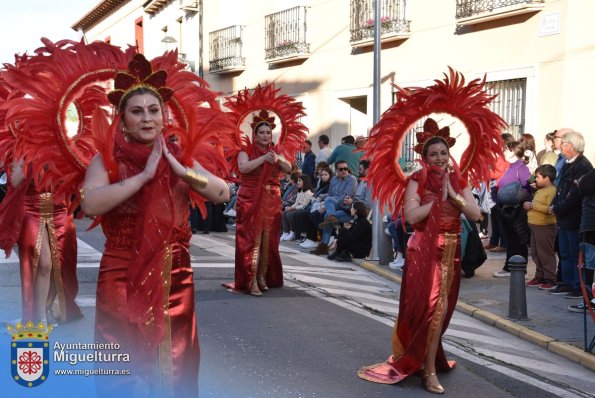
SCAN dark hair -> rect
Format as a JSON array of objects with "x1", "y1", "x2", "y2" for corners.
[
  {"x1": 319, "y1": 167, "x2": 334, "y2": 179},
  {"x1": 535, "y1": 164, "x2": 556, "y2": 182},
  {"x1": 421, "y1": 136, "x2": 449, "y2": 158},
  {"x1": 316, "y1": 161, "x2": 329, "y2": 170},
  {"x1": 343, "y1": 135, "x2": 355, "y2": 145},
  {"x1": 501, "y1": 133, "x2": 514, "y2": 144},
  {"x1": 359, "y1": 159, "x2": 370, "y2": 169},
  {"x1": 289, "y1": 170, "x2": 301, "y2": 183},
  {"x1": 335, "y1": 160, "x2": 348, "y2": 169},
  {"x1": 507, "y1": 141, "x2": 526, "y2": 158},
  {"x1": 520, "y1": 133, "x2": 536, "y2": 152},
  {"x1": 298, "y1": 174, "x2": 313, "y2": 192},
  {"x1": 305, "y1": 139, "x2": 312, "y2": 147},
  {"x1": 318, "y1": 134, "x2": 329, "y2": 145},
  {"x1": 352, "y1": 201, "x2": 368, "y2": 218},
  {"x1": 254, "y1": 121, "x2": 271, "y2": 133},
  {"x1": 119, "y1": 87, "x2": 163, "y2": 114}
]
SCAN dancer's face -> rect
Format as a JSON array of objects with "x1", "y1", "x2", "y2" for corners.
[
  {"x1": 122, "y1": 93, "x2": 163, "y2": 146},
  {"x1": 424, "y1": 142, "x2": 449, "y2": 170},
  {"x1": 254, "y1": 124, "x2": 272, "y2": 147}
]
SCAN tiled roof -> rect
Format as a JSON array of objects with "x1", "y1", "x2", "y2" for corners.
[{"x1": 70, "y1": 0, "x2": 129, "y2": 32}]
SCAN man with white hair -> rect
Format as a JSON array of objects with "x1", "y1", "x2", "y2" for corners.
[{"x1": 549, "y1": 130, "x2": 593, "y2": 298}]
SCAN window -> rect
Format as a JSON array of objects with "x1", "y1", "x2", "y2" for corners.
[{"x1": 485, "y1": 78, "x2": 526, "y2": 138}]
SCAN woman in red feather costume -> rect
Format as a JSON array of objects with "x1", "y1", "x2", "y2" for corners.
[
  {"x1": 80, "y1": 54, "x2": 232, "y2": 396},
  {"x1": 222, "y1": 84, "x2": 307, "y2": 296},
  {"x1": 357, "y1": 70, "x2": 505, "y2": 394},
  {"x1": 0, "y1": 160, "x2": 82, "y2": 325},
  {"x1": 0, "y1": 74, "x2": 82, "y2": 326}
]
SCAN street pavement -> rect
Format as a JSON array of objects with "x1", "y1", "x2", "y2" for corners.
[{"x1": 0, "y1": 218, "x2": 594, "y2": 397}]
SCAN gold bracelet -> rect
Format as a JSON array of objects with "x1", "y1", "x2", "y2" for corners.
[
  {"x1": 452, "y1": 194, "x2": 466, "y2": 209},
  {"x1": 184, "y1": 167, "x2": 208, "y2": 189}
]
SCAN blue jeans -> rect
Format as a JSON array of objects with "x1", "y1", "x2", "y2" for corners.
[
  {"x1": 558, "y1": 228, "x2": 580, "y2": 290},
  {"x1": 321, "y1": 210, "x2": 352, "y2": 244}
]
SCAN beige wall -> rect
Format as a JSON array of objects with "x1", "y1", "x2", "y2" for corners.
[{"x1": 79, "y1": 0, "x2": 595, "y2": 162}]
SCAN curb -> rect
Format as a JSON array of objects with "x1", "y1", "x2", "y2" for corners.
[{"x1": 353, "y1": 258, "x2": 595, "y2": 372}]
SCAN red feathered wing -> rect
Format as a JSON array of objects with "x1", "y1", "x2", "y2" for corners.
[
  {"x1": 149, "y1": 51, "x2": 241, "y2": 214},
  {"x1": 0, "y1": 38, "x2": 135, "y2": 197},
  {"x1": 365, "y1": 67, "x2": 507, "y2": 215}
]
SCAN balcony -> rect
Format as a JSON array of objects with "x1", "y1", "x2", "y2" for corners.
[
  {"x1": 265, "y1": 6, "x2": 310, "y2": 64},
  {"x1": 209, "y1": 25, "x2": 246, "y2": 75},
  {"x1": 350, "y1": 0, "x2": 410, "y2": 48},
  {"x1": 456, "y1": 0, "x2": 545, "y2": 26}
]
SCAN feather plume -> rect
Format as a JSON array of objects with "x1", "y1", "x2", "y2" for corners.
[{"x1": 364, "y1": 67, "x2": 506, "y2": 215}]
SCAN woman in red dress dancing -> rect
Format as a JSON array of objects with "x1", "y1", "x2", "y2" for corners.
[{"x1": 358, "y1": 70, "x2": 505, "y2": 394}]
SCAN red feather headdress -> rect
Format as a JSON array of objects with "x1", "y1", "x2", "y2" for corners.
[
  {"x1": 0, "y1": 38, "x2": 135, "y2": 196},
  {"x1": 224, "y1": 82, "x2": 308, "y2": 171},
  {"x1": 364, "y1": 67, "x2": 506, "y2": 215}
]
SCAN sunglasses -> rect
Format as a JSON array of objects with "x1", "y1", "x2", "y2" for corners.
[{"x1": 338, "y1": 167, "x2": 349, "y2": 171}]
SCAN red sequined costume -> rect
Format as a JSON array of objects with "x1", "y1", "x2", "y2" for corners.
[
  {"x1": 0, "y1": 181, "x2": 82, "y2": 324},
  {"x1": 95, "y1": 136, "x2": 199, "y2": 396},
  {"x1": 357, "y1": 69, "x2": 506, "y2": 384},
  {"x1": 233, "y1": 145, "x2": 284, "y2": 291},
  {"x1": 222, "y1": 84, "x2": 308, "y2": 293},
  {"x1": 358, "y1": 169, "x2": 462, "y2": 383}
]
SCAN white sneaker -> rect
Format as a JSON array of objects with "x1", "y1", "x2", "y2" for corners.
[
  {"x1": 285, "y1": 231, "x2": 296, "y2": 241},
  {"x1": 384, "y1": 227, "x2": 391, "y2": 237},
  {"x1": 388, "y1": 253, "x2": 405, "y2": 270},
  {"x1": 299, "y1": 239, "x2": 319, "y2": 249},
  {"x1": 280, "y1": 232, "x2": 289, "y2": 241},
  {"x1": 493, "y1": 270, "x2": 511, "y2": 278},
  {"x1": 328, "y1": 236, "x2": 336, "y2": 246},
  {"x1": 224, "y1": 209, "x2": 236, "y2": 217}
]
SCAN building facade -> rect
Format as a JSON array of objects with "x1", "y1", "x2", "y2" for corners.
[{"x1": 72, "y1": 0, "x2": 595, "y2": 162}]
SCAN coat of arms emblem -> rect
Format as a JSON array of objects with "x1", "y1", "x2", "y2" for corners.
[{"x1": 8, "y1": 321, "x2": 53, "y2": 387}]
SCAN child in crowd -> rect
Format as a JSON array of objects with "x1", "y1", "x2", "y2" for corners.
[{"x1": 523, "y1": 164, "x2": 557, "y2": 289}]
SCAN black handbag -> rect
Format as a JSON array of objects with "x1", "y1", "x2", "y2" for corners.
[{"x1": 462, "y1": 218, "x2": 487, "y2": 278}]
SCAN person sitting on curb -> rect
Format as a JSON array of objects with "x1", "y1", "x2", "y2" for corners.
[{"x1": 328, "y1": 201, "x2": 372, "y2": 262}]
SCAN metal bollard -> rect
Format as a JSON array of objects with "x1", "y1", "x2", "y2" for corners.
[
  {"x1": 508, "y1": 255, "x2": 528, "y2": 320},
  {"x1": 379, "y1": 221, "x2": 394, "y2": 265}
]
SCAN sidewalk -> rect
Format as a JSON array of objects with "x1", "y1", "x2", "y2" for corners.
[{"x1": 352, "y1": 249, "x2": 595, "y2": 372}]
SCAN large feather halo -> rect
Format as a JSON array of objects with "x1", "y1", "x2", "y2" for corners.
[
  {"x1": 223, "y1": 82, "x2": 308, "y2": 170},
  {"x1": 365, "y1": 67, "x2": 507, "y2": 215}
]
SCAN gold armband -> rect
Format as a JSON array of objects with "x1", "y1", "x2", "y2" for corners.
[
  {"x1": 452, "y1": 194, "x2": 466, "y2": 209},
  {"x1": 277, "y1": 154, "x2": 287, "y2": 164},
  {"x1": 184, "y1": 167, "x2": 208, "y2": 189}
]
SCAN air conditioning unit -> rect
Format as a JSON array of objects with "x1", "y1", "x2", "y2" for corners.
[{"x1": 180, "y1": 0, "x2": 199, "y2": 11}]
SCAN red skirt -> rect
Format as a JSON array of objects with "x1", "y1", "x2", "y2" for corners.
[{"x1": 95, "y1": 242, "x2": 199, "y2": 397}]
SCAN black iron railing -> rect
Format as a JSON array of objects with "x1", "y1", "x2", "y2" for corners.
[
  {"x1": 456, "y1": 0, "x2": 544, "y2": 19},
  {"x1": 265, "y1": 6, "x2": 310, "y2": 61},
  {"x1": 350, "y1": 0, "x2": 410, "y2": 43},
  {"x1": 209, "y1": 25, "x2": 245, "y2": 72}
]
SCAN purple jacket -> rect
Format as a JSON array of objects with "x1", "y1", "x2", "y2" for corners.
[{"x1": 498, "y1": 159, "x2": 531, "y2": 191}]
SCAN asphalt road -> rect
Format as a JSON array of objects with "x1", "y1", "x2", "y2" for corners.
[{"x1": 0, "y1": 219, "x2": 593, "y2": 398}]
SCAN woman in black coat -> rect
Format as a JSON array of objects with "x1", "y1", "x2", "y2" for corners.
[{"x1": 328, "y1": 201, "x2": 372, "y2": 261}]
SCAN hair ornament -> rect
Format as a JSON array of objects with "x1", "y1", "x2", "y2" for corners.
[
  {"x1": 414, "y1": 118, "x2": 456, "y2": 154},
  {"x1": 107, "y1": 53, "x2": 174, "y2": 108},
  {"x1": 250, "y1": 109, "x2": 277, "y2": 132}
]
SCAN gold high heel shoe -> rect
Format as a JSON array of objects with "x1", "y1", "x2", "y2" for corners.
[
  {"x1": 249, "y1": 280, "x2": 262, "y2": 297},
  {"x1": 257, "y1": 276, "x2": 269, "y2": 291},
  {"x1": 421, "y1": 372, "x2": 445, "y2": 395}
]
